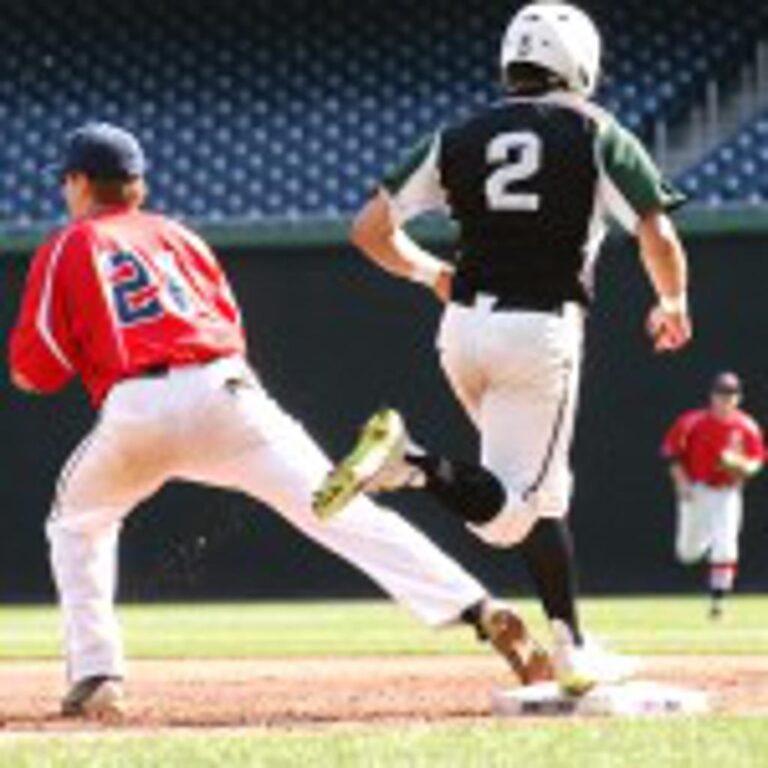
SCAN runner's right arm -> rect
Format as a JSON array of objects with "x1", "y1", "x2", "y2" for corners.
[{"x1": 351, "y1": 133, "x2": 454, "y2": 303}]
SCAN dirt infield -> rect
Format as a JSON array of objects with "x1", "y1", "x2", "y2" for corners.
[{"x1": 3, "y1": 656, "x2": 768, "y2": 731}]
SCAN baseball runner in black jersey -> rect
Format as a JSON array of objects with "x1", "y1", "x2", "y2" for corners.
[{"x1": 314, "y1": 2, "x2": 691, "y2": 694}]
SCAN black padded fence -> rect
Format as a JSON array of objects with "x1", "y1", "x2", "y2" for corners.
[{"x1": 2, "y1": 228, "x2": 767, "y2": 601}]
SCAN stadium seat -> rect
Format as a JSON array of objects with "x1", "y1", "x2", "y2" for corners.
[
  {"x1": 680, "y1": 111, "x2": 768, "y2": 206},
  {"x1": 0, "y1": 0, "x2": 765, "y2": 226}
]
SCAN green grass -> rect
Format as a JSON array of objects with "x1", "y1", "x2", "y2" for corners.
[
  {"x1": 3, "y1": 596, "x2": 768, "y2": 767},
  {"x1": 3, "y1": 595, "x2": 768, "y2": 660},
  {"x1": 2, "y1": 718, "x2": 768, "y2": 768}
]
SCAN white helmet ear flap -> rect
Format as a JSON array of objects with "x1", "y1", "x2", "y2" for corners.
[{"x1": 500, "y1": 3, "x2": 602, "y2": 97}]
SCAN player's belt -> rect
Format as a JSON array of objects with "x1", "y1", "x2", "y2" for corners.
[
  {"x1": 137, "y1": 363, "x2": 172, "y2": 379},
  {"x1": 134, "y1": 356, "x2": 224, "y2": 380},
  {"x1": 452, "y1": 289, "x2": 565, "y2": 315}
]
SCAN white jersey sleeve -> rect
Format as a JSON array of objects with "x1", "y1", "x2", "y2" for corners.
[{"x1": 380, "y1": 133, "x2": 448, "y2": 224}]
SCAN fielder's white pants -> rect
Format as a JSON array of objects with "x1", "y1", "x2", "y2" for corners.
[
  {"x1": 437, "y1": 298, "x2": 584, "y2": 548},
  {"x1": 47, "y1": 356, "x2": 487, "y2": 683},
  {"x1": 676, "y1": 484, "x2": 743, "y2": 565}
]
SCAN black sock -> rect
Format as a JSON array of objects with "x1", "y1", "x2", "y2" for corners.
[
  {"x1": 460, "y1": 601, "x2": 487, "y2": 641},
  {"x1": 710, "y1": 588, "x2": 726, "y2": 602},
  {"x1": 520, "y1": 518, "x2": 583, "y2": 645},
  {"x1": 406, "y1": 454, "x2": 506, "y2": 525}
]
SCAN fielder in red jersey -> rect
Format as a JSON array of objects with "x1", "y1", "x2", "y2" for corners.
[
  {"x1": 8, "y1": 122, "x2": 547, "y2": 720},
  {"x1": 10, "y1": 207, "x2": 245, "y2": 406},
  {"x1": 661, "y1": 372, "x2": 764, "y2": 618},
  {"x1": 663, "y1": 406, "x2": 764, "y2": 488}
]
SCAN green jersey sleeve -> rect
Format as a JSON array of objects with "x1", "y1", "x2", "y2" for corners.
[
  {"x1": 381, "y1": 133, "x2": 448, "y2": 223},
  {"x1": 596, "y1": 119, "x2": 686, "y2": 233}
]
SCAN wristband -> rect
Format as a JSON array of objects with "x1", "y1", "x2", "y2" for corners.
[
  {"x1": 659, "y1": 294, "x2": 688, "y2": 315},
  {"x1": 392, "y1": 230, "x2": 444, "y2": 289}
]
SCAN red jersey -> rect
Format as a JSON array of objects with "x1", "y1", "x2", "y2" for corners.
[
  {"x1": 9, "y1": 206, "x2": 246, "y2": 407},
  {"x1": 662, "y1": 408, "x2": 765, "y2": 487}
]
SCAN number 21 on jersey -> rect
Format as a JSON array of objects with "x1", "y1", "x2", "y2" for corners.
[
  {"x1": 100, "y1": 250, "x2": 196, "y2": 327},
  {"x1": 484, "y1": 131, "x2": 542, "y2": 212}
]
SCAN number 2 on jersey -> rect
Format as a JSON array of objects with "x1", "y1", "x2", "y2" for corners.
[
  {"x1": 104, "y1": 251, "x2": 195, "y2": 327},
  {"x1": 484, "y1": 131, "x2": 542, "y2": 212}
]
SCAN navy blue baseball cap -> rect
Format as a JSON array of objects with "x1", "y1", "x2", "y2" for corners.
[
  {"x1": 712, "y1": 371, "x2": 742, "y2": 395},
  {"x1": 55, "y1": 122, "x2": 147, "y2": 180}
]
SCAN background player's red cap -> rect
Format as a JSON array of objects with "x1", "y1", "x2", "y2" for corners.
[
  {"x1": 711, "y1": 371, "x2": 742, "y2": 394},
  {"x1": 53, "y1": 122, "x2": 147, "y2": 181}
]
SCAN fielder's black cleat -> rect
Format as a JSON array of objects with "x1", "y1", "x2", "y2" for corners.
[{"x1": 61, "y1": 675, "x2": 125, "y2": 719}]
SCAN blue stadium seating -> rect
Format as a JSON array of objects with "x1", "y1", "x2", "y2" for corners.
[
  {"x1": 0, "y1": 0, "x2": 765, "y2": 227},
  {"x1": 600, "y1": 2, "x2": 766, "y2": 136},
  {"x1": 679, "y1": 111, "x2": 768, "y2": 206}
]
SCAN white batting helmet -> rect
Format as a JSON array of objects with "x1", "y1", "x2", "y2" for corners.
[{"x1": 500, "y1": 3, "x2": 602, "y2": 97}]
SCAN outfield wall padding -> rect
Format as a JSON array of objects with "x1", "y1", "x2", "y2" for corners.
[{"x1": 2, "y1": 230, "x2": 767, "y2": 600}]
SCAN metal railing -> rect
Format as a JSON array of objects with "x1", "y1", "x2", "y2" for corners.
[{"x1": 655, "y1": 41, "x2": 768, "y2": 177}]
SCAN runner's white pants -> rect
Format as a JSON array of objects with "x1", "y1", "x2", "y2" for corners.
[
  {"x1": 437, "y1": 298, "x2": 584, "y2": 548},
  {"x1": 676, "y1": 484, "x2": 743, "y2": 564},
  {"x1": 47, "y1": 356, "x2": 487, "y2": 683}
]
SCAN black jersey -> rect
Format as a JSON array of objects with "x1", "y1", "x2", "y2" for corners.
[{"x1": 382, "y1": 91, "x2": 684, "y2": 306}]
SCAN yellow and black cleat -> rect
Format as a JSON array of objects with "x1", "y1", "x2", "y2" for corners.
[{"x1": 313, "y1": 409, "x2": 408, "y2": 521}]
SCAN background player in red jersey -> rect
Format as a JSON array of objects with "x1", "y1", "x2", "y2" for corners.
[
  {"x1": 9, "y1": 123, "x2": 550, "y2": 719},
  {"x1": 662, "y1": 372, "x2": 764, "y2": 619}
]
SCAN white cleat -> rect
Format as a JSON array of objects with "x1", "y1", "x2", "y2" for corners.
[
  {"x1": 552, "y1": 622, "x2": 639, "y2": 696},
  {"x1": 313, "y1": 409, "x2": 421, "y2": 520}
]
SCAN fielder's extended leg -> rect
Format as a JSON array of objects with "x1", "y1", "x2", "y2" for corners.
[{"x1": 195, "y1": 392, "x2": 552, "y2": 684}]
